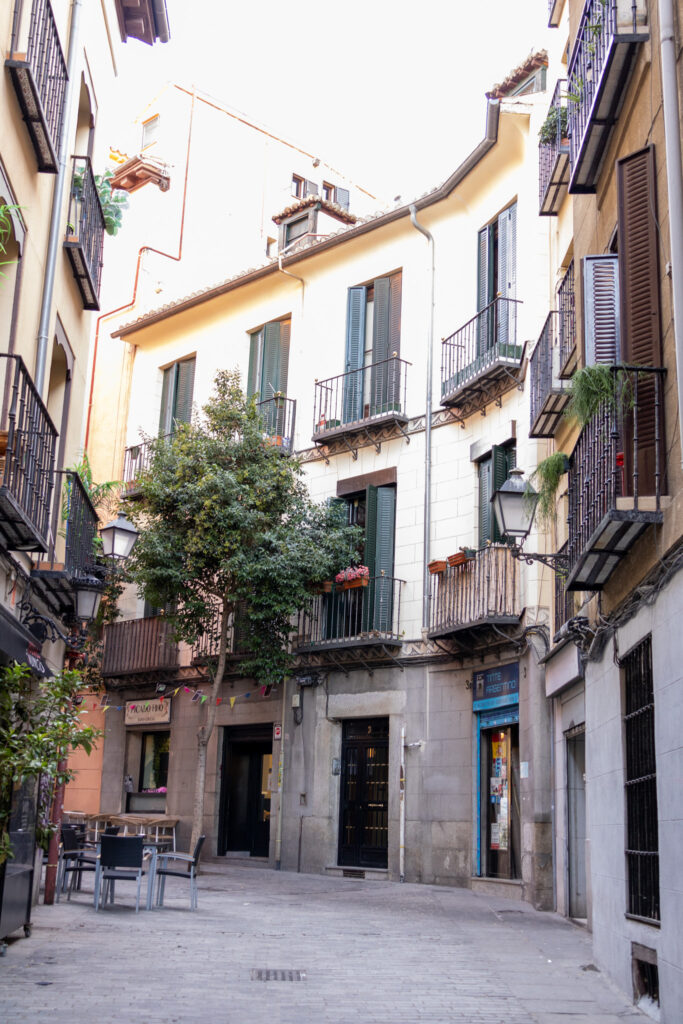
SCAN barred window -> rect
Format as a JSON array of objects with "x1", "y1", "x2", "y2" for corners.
[{"x1": 623, "y1": 636, "x2": 659, "y2": 922}]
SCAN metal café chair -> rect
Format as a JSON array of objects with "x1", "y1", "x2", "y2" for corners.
[
  {"x1": 56, "y1": 826, "x2": 97, "y2": 902},
  {"x1": 155, "y1": 836, "x2": 205, "y2": 911},
  {"x1": 94, "y1": 835, "x2": 149, "y2": 913}
]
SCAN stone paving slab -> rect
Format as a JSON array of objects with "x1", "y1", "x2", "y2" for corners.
[{"x1": 0, "y1": 862, "x2": 646, "y2": 1024}]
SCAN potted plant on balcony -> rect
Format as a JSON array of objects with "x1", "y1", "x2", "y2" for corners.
[
  {"x1": 539, "y1": 105, "x2": 569, "y2": 146},
  {"x1": 565, "y1": 363, "x2": 633, "y2": 428},
  {"x1": 528, "y1": 451, "x2": 571, "y2": 527},
  {"x1": 428, "y1": 559, "x2": 447, "y2": 574},
  {"x1": 335, "y1": 565, "x2": 370, "y2": 589}
]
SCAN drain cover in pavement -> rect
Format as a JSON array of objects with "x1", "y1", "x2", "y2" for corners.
[{"x1": 251, "y1": 969, "x2": 306, "y2": 982}]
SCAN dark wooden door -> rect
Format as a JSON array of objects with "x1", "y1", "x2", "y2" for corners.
[
  {"x1": 219, "y1": 732, "x2": 272, "y2": 858},
  {"x1": 338, "y1": 718, "x2": 389, "y2": 868}
]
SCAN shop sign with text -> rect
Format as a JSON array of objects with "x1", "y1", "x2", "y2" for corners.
[
  {"x1": 472, "y1": 663, "x2": 519, "y2": 711},
  {"x1": 125, "y1": 699, "x2": 171, "y2": 726}
]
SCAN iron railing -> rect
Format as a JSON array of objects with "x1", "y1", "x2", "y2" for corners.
[
  {"x1": 567, "y1": 0, "x2": 641, "y2": 173},
  {"x1": 101, "y1": 615, "x2": 179, "y2": 677},
  {"x1": 256, "y1": 396, "x2": 296, "y2": 453},
  {"x1": 529, "y1": 311, "x2": 569, "y2": 435},
  {"x1": 566, "y1": 366, "x2": 666, "y2": 574},
  {"x1": 539, "y1": 79, "x2": 568, "y2": 211},
  {"x1": 313, "y1": 357, "x2": 409, "y2": 438},
  {"x1": 441, "y1": 298, "x2": 522, "y2": 399},
  {"x1": 557, "y1": 261, "x2": 576, "y2": 376},
  {"x1": 191, "y1": 602, "x2": 241, "y2": 662},
  {"x1": 0, "y1": 354, "x2": 57, "y2": 549},
  {"x1": 37, "y1": 470, "x2": 98, "y2": 577},
  {"x1": 65, "y1": 156, "x2": 106, "y2": 307},
  {"x1": 296, "y1": 575, "x2": 403, "y2": 647},
  {"x1": 8, "y1": 0, "x2": 68, "y2": 157},
  {"x1": 429, "y1": 546, "x2": 520, "y2": 635},
  {"x1": 122, "y1": 434, "x2": 171, "y2": 497},
  {"x1": 554, "y1": 544, "x2": 574, "y2": 638}
]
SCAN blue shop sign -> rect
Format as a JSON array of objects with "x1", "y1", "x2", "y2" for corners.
[{"x1": 472, "y1": 662, "x2": 519, "y2": 710}]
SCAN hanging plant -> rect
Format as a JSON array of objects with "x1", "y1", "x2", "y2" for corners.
[
  {"x1": 0, "y1": 203, "x2": 21, "y2": 280},
  {"x1": 528, "y1": 452, "x2": 570, "y2": 528},
  {"x1": 565, "y1": 364, "x2": 633, "y2": 427}
]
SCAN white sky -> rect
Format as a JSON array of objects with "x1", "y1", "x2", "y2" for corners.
[{"x1": 116, "y1": 0, "x2": 549, "y2": 200}]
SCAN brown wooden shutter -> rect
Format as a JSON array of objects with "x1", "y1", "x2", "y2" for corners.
[
  {"x1": 582, "y1": 255, "x2": 620, "y2": 365},
  {"x1": 617, "y1": 146, "x2": 664, "y2": 495}
]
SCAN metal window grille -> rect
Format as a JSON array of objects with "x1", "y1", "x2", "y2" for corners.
[
  {"x1": 623, "y1": 636, "x2": 659, "y2": 921},
  {"x1": 557, "y1": 260, "x2": 575, "y2": 375}
]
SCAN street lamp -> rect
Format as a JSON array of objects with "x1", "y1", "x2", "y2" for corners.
[
  {"x1": 73, "y1": 574, "x2": 105, "y2": 623},
  {"x1": 490, "y1": 467, "x2": 567, "y2": 572},
  {"x1": 100, "y1": 510, "x2": 139, "y2": 562}
]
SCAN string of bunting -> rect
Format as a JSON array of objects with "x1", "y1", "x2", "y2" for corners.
[{"x1": 74, "y1": 683, "x2": 273, "y2": 714}]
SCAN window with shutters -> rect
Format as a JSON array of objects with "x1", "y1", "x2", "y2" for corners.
[
  {"x1": 246, "y1": 319, "x2": 291, "y2": 401},
  {"x1": 284, "y1": 216, "x2": 309, "y2": 247},
  {"x1": 582, "y1": 254, "x2": 620, "y2": 366},
  {"x1": 622, "y1": 636, "x2": 659, "y2": 923},
  {"x1": 291, "y1": 174, "x2": 317, "y2": 199},
  {"x1": 477, "y1": 203, "x2": 517, "y2": 351},
  {"x1": 159, "y1": 356, "x2": 195, "y2": 435},
  {"x1": 478, "y1": 444, "x2": 516, "y2": 545},
  {"x1": 322, "y1": 182, "x2": 350, "y2": 210},
  {"x1": 343, "y1": 272, "x2": 402, "y2": 423}
]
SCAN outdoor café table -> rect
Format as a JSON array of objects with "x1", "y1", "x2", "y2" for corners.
[{"x1": 109, "y1": 815, "x2": 179, "y2": 849}]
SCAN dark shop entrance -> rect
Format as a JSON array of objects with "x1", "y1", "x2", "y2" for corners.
[
  {"x1": 338, "y1": 717, "x2": 389, "y2": 869},
  {"x1": 219, "y1": 725, "x2": 272, "y2": 858}
]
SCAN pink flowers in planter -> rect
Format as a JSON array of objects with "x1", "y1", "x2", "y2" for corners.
[{"x1": 335, "y1": 565, "x2": 370, "y2": 584}]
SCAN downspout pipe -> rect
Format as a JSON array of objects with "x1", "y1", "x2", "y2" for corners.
[
  {"x1": 277, "y1": 248, "x2": 306, "y2": 312},
  {"x1": 274, "y1": 675, "x2": 287, "y2": 870},
  {"x1": 409, "y1": 205, "x2": 435, "y2": 630},
  {"x1": 35, "y1": 0, "x2": 83, "y2": 395},
  {"x1": 658, "y1": 0, "x2": 683, "y2": 470},
  {"x1": 399, "y1": 724, "x2": 406, "y2": 882}
]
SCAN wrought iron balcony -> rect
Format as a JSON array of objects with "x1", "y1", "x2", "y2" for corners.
[
  {"x1": 257, "y1": 396, "x2": 296, "y2": 453},
  {"x1": 31, "y1": 471, "x2": 99, "y2": 617},
  {"x1": 64, "y1": 157, "x2": 106, "y2": 310},
  {"x1": 5, "y1": 0, "x2": 67, "y2": 172},
  {"x1": 121, "y1": 434, "x2": 170, "y2": 499},
  {"x1": 539, "y1": 80, "x2": 570, "y2": 215},
  {"x1": 191, "y1": 602, "x2": 244, "y2": 665},
  {"x1": 554, "y1": 544, "x2": 576, "y2": 640},
  {"x1": 296, "y1": 575, "x2": 403, "y2": 651},
  {"x1": 566, "y1": 366, "x2": 666, "y2": 591},
  {"x1": 312, "y1": 357, "x2": 409, "y2": 446},
  {"x1": 440, "y1": 299, "x2": 523, "y2": 416},
  {"x1": 101, "y1": 615, "x2": 179, "y2": 679},
  {"x1": 529, "y1": 312, "x2": 570, "y2": 438},
  {"x1": 428, "y1": 546, "x2": 521, "y2": 648},
  {"x1": 557, "y1": 261, "x2": 577, "y2": 378},
  {"x1": 0, "y1": 354, "x2": 57, "y2": 552},
  {"x1": 567, "y1": 0, "x2": 648, "y2": 193}
]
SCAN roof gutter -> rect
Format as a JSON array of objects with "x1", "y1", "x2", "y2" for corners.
[{"x1": 111, "y1": 100, "x2": 500, "y2": 340}]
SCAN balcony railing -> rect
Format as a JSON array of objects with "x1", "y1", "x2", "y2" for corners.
[
  {"x1": 257, "y1": 396, "x2": 296, "y2": 453},
  {"x1": 101, "y1": 616, "x2": 179, "y2": 678},
  {"x1": 31, "y1": 471, "x2": 100, "y2": 616},
  {"x1": 296, "y1": 575, "x2": 403, "y2": 649},
  {"x1": 529, "y1": 312, "x2": 570, "y2": 438},
  {"x1": 567, "y1": 0, "x2": 648, "y2": 193},
  {"x1": 312, "y1": 357, "x2": 409, "y2": 443},
  {"x1": 122, "y1": 434, "x2": 170, "y2": 498},
  {"x1": 0, "y1": 354, "x2": 57, "y2": 552},
  {"x1": 557, "y1": 261, "x2": 577, "y2": 378},
  {"x1": 566, "y1": 366, "x2": 666, "y2": 591},
  {"x1": 539, "y1": 80, "x2": 569, "y2": 215},
  {"x1": 191, "y1": 600, "x2": 245, "y2": 663},
  {"x1": 6, "y1": 0, "x2": 68, "y2": 172},
  {"x1": 554, "y1": 545, "x2": 575, "y2": 639},
  {"x1": 64, "y1": 157, "x2": 106, "y2": 310},
  {"x1": 441, "y1": 298, "x2": 523, "y2": 412},
  {"x1": 429, "y1": 546, "x2": 520, "y2": 641}
]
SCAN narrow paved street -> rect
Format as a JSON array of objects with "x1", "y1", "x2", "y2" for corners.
[{"x1": 0, "y1": 862, "x2": 645, "y2": 1024}]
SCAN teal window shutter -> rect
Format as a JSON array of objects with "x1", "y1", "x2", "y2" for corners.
[
  {"x1": 261, "y1": 321, "x2": 282, "y2": 401},
  {"x1": 247, "y1": 330, "x2": 261, "y2": 397},
  {"x1": 370, "y1": 273, "x2": 401, "y2": 415},
  {"x1": 343, "y1": 286, "x2": 367, "y2": 423},
  {"x1": 478, "y1": 456, "x2": 492, "y2": 545},
  {"x1": 159, "y1": 365, "x2": 174, "y2": 435},
  {"x1": 477, "y1": 226, "x2": 494, "y2": 354},
  {"x1": 497, "y1": 203, "x2": 517, "y2": 347},
  {"x1": 364, "y1": 484, "x2": 378, "y2": 576},
  {"x1": 173, "y1": 357, "x2": 195, "y2": 426},
  {"x1": 364, "y1": 484, "x2": 396, "y2": 631}
]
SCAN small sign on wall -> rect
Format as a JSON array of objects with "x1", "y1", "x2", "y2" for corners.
[
  {"x1": 125, "y1": 699, "x2": 171, "y2": 726},
  {"x1": 273, "y1": 723, "x2": 282, "y2": 742}
]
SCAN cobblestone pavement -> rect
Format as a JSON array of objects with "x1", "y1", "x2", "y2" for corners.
[{"x1": 0, "y1": 861, "x2": 646, "y2": 1024}]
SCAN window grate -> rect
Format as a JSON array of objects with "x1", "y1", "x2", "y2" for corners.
[
  {"x1": 251, "y1": 969, "x2": 306, "y2": 982},
  {"x1": 623, "y1": 637, "x2": 659, "y2": 922}
]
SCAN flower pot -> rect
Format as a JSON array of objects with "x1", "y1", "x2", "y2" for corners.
[
  {"x1": 342, "y1": 577, "x2": 368, "y2": 590},
  {"x1": 428, "y1": 559, "x2": 447, "y2": 574},
  {"x1": 447, "y1": 552, "x2": 468, "y2": 567}
]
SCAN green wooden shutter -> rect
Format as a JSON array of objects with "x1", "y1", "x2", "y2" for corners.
[
  {"x1": 477, "y1": 226, "x2": 493, "y2": 354},
  {"x1": 387, "y1": 272, "x2": 402, "y2": 408},
  {"x1": 364, "y1": 484, "x2": 395, "y2": 631},
  {"x1": 364, "y1": 485, "x2": 378, "y2": 576},
  {"x1": 246, "y1": 331, "x2": 261, "y2": 397},
  {"x1": 173, "y1": 357, "x2": 195, "y2": 425},
  {"x1": 159, "y1": 365, "x2": 174, "y2": 434},
  {"x1": 479, "y1": 456, "x2": 492, "y2": 545},
  {"x1": 342, "y1": 286, "x2": 366, "y2": 423},
  {"x1": 370, "y1": 275, "x2": 393, "y2": 414},
  {"x1": 583, "y1": 255, "x2": 620, "y2": 365},
  {"x1": 261, "y1": 321, "x2": 281, "y2": 401},
  {"x1": 490, "y1": 444, "x2": 512, "y2": 543}
]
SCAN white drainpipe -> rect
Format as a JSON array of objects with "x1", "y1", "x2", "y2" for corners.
[{"x1": 399, "y1": 723, "x2": 406, "y2": 882}]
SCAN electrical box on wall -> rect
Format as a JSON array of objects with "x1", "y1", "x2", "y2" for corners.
[
  {"x1": 331, "y1": 758, "x2": 341, "y2": 775},
  {"x1": 291, "y1": 693, "x2": 300, "y2": 708}
]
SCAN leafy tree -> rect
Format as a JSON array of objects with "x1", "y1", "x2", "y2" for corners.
[
  {"x1": 0, "y1": 665, "x2": 99, "y2": 863},
  {"x1": 127, "y1": 370, "x2": 360, "y2": 846}
]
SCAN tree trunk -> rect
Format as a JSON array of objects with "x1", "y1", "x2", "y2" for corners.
[{"x1": 189, "y1": 599, "x2": 230, "y2": 852}]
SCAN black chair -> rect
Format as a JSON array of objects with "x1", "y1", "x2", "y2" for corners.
[
  {"x1": 56, "y1": 826, "x2": 97, "y2": 902},
  {"x1": 94, "y1": 835, "x2": 148, "y2": 913},
  {"x1": 155, "y1": 836, "x2": 205, "y2": 910}
]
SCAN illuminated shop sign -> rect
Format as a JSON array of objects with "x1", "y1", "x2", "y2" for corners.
[{"x1": 472, "y1": 663, "x2": 519, "y2": 711}]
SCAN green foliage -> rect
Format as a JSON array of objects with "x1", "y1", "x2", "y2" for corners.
[
  {"x1": 0, "y1": 203, "x2": 21, "y2": 280},
  {"x1": 538, "y1": 105, "x2": 568, "y2": 145},
  {"x1": 62, "y1": 451, "x2": 120, "y2": 523},
  {"x1": 127, "y1": 369, "x2": 361, "y2": 688},
  {"x1": 529, "y1": 452, "x2": 570, "y2": 528},
  {"x1": 96, "y1": 169, "x2": 129, "y2": 237},
  {"x1": 0, "y1": 664, "x2": 100, "y2": 863},
  {"x1": 565, "y1": 364, "x2": 633, "y2": 427}
]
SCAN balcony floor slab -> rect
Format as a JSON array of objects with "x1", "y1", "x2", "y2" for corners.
[
  {"x1": 312, "y1": 410, "x2": 408, "y2": 446},
  {"x1": 566, "y1": 507, "x2": 662, "y2": 591}
]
